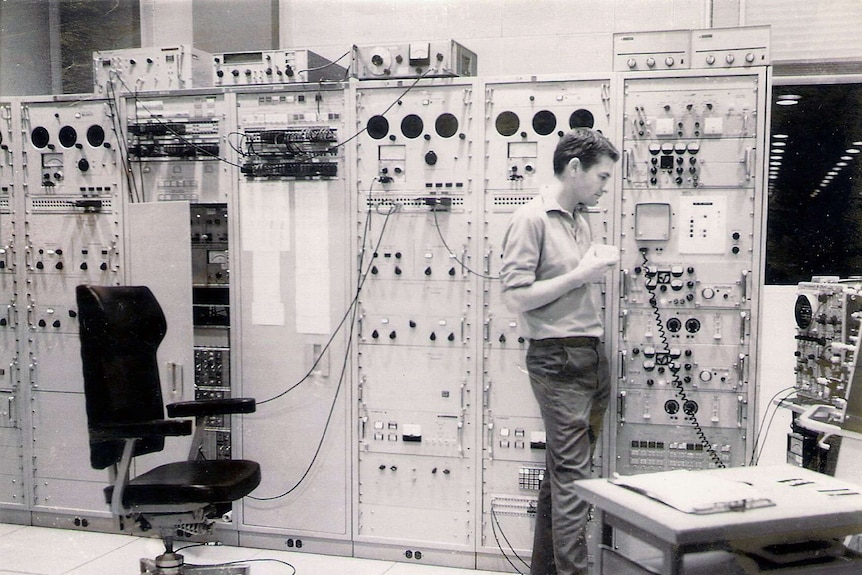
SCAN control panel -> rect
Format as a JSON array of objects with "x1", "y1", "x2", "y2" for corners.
[
  {"x1": 479, "y1": 77, "x2": 615, "y2": 567},
  {"x1": 352, "y1": 40, "x2": 477, "y2": 79},
  {"x1": 235, "y1": 84, "x2": 352, "y2": 541},
  {"x1": 213, "y1": 49, "x2": 347, "y2": 86},
  {"x1": 93, "y1": 45, "x2": 214, "y2": 94},
  {"x1": 353, "y1": 78, "x2": 478, "y2": 556},
  {"x1": 793, "y1": 279, "x2": 862, "y2": 406},
  {"x1": 690, "y1": 26, "x2": 770, "y2": 69},
  {"x1": 124, "y1": 93, "x2": 231, "y2": 203},
  {"x1": 614, "y1": 71, "x2": 766, "y2": 475},
  {"x1": 12, "y1": 95, "x2": 125, "y2": 513}
]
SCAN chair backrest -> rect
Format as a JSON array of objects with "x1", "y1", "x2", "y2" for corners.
[{"x1": 76, "y1": 285, "x2": 168, "y2": 469}]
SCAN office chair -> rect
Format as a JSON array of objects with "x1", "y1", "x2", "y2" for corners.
[{"x1": 76, "y1": 285, "x2": 261, "y2": 575}]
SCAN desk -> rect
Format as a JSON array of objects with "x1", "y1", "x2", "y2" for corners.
[{"x1": 574, "y1": 464, "x2": 862, "y2": 575}]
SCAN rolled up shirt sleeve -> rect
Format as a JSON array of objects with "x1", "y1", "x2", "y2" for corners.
[{"x1": 500, "y1": 208, "x2": 542, "y2": 291}]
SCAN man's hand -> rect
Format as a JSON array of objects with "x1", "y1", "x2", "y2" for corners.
[{"x1": 577, "y1": 244, "x2": 619, "y2": 283}]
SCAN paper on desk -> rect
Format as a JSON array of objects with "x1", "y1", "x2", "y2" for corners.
[{"x1": 610, "y1": 470, "x2": 775, "y2": 515}]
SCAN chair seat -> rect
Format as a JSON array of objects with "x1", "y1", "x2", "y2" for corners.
[{"x1": 105, "y1": 460, "x2": 261, "y2": 506}]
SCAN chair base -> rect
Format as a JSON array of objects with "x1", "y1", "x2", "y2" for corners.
[{"x1": 140, "y1": 555, "x2": 249, "y2": 575}]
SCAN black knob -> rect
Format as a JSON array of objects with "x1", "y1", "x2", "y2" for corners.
[
  {"x1": 425, "y1": 151, "x2": 438, "y2": 165},
  {"x1": 78, "y1": 159, "x2": 90, "y2": 172}
]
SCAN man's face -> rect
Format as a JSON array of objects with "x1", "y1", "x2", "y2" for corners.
[{"x1": 571, "y1": 155, "x2": 615, "y2": 207}]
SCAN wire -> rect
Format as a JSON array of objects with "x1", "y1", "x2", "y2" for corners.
[
  {"x1": 255, "y1": 189, "x2": 391, "y2": 405},
  {"x1": 489, "y1": 505, "x2": 530, "y2": 574},
  {"x1": 640, "y1": 249, "x2": 726, "y2": 469},
  {"x1": 248, "y1": 183, "x2": 396, "y2": 501},
  {"x1": 749, "y1": 386, "x2": 796, "y2": 465},
  {"x1": 104, "y1": 78, "x2": 142, "y2": 203},
  {"x1": 430, "y1": 201, "x2": 500, "y2": 280},
  {"x1": 186, "y1": 558, "x2": 296, "y2": 574},
  {"x1": 328, "y1": 68, "x2": 435, "y2": 153},
  {"x1": 111, "y1": 71, "x2": 246, "y2": 171},
  {"x1": 296, "y1": 49, "x2": 351, "y2": 75}
]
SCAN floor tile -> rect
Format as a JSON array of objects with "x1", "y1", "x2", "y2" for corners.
[
  {"x1": 0, "y1": 526, "x2": 135, "y2": 575},
  {"x1": 246, "y1": 548, "x2": 395, "y2": 575},
  {"x1": 0, "y1": 522, "x2": 26, "y2": 537},
  {"x1": 384, "y1": 563, "x2": 507, "y2": 575},
  {"x1": 0, "y1": 524, "x2": 506, "y2": 575}
]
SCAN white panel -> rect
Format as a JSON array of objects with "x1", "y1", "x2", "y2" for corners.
[
  {"x1": 745, "y1": 0, "x2": 862, "y2": 62},
  {"x1": 128, "y1": 201, "x2": 194, "y2": 470}
]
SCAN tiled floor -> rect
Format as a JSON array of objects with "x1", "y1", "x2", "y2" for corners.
[{"x1": 0, "y1": 523, "x2": 508, "y2": 575}]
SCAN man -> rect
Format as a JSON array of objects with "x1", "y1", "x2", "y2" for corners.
[{"x1": 500, "y1": 128, "x2": 620, "y2": 575}]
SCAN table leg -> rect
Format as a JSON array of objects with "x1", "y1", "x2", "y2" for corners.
[{"x1": 662, "y1": 544, "x2": 683, "y2": 575}]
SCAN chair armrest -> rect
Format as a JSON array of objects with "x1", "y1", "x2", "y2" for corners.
[
  {"x1": 166, "y1": 397, "x2": 257, "y2": 418},
  {"x1": 90, "y1": 419, "x2": 192, "y2": 441}
]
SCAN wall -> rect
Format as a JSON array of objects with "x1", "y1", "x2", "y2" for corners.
[
  {"x1": 281, "y1": 0, "x2": 713, "y2": 75},
  {"x1": 0, "y1": 0, "x2": 53, "y2": 96}
]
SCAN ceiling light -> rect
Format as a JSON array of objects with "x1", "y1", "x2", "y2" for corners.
[
  {"x1": 853, "y1": 141, "x2": 862, "y2": 146},
  {"x1": 772, "y1": 141, "x2": 786, "y2": 147},
  {"x1": 771, "y1": 155, "x2": 783, "y2": 160},
  {"x1": 778, "y1": 94, "x2": 802, "y2": 101},
  {"x1": 773, "y1": 133, "x2": 789, "y2": 139},
  {"x1": 771, "y1": 149, "x2": 785, "y2": 154},
  {"x1": 837, "y1": 162, "x2": 848, "y2": 167},
  {"x1": 841, "y1": 156, "x2": 853, "y2": 161},
  {"x1": 776, "y1": 100, "x2": 798, "y2": 106},
  {"x1": 768, "y1": 174, "x2": 778, "y2": 180}
]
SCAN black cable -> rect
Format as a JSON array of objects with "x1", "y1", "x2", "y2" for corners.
[
  {"x1": 490, "y1": 504, "x2": 530, "y2": 574},
  {"x1": 256, "y1": 181, "x2": 390, "y2": 406},
  {"x1": 750, "y1": 387, "x2": 796, "y2": 465},
  {"x1": 112, "y1": 72, "x2": 246, "y2": 171},
  {"x1": 640, "y1": 249, "x2": 725, "y2": 469},
  {"x1": 296, "y1": 49, "x2": 351, "y2": 76},
  {"x1": 248, "y1": 186, "x2": 396, "y2": 501},
  {"x1": 105, "y1": 77, "x2": 142, "y2": 203},
  {"x1": 186, "y1": 558, "x2": 296, "y2": 574},
  {"x1": 328, "y1": 68, "x2": 435, "y2": 153},
  {"x1": 430, "y1": 201, "x2": 500, "y2": 280}
]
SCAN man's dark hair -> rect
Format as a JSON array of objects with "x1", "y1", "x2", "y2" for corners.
[{"x1": 553, "y1": 128, "x2": 620, "y2": 174}]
